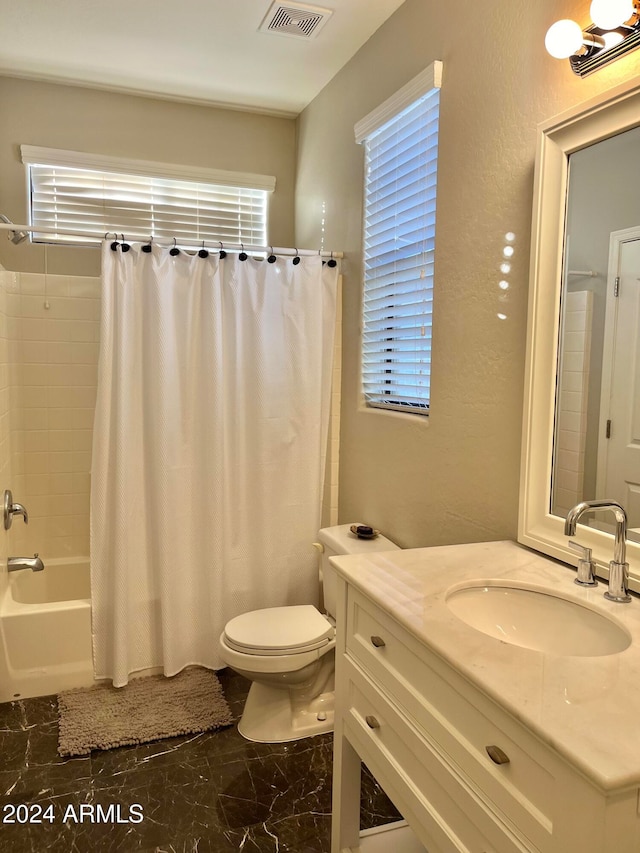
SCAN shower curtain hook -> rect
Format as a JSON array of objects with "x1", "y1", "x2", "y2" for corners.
[
  {"x1": 239, "y1": 242, "x2": 248, "y2": 261},
  {"x1": 293, "y1": 248, "x2": 301, "y2": 266},
  {"x1": 170, "y1": 238, "x2": 180, "y2": 257},
  {"x1": 327, "y1": 250, "x2": 337, "y2": 268},
  {"x1": 109, "y1": 233, "x2": 119, "y2": 251},
  {"x1": 198, "y1": 240, "x2": 209, "y2": 259},
  {"x1": 142, "y1": 236, "x2": 153, "y2": 254},
  {"x1": 121, "y1": 234, "x2": 131, "y2": 253},
  {"x1": 267, "y1": 246, "x2": 277, "y2": 264},
  {"x1": 218, "y1": 241, "x2": 227, "y2": 259}
]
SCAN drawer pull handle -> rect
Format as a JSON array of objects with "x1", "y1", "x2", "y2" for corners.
[
  {"x1": 365, "y1": 715, "x2": 380, "y2": 729},
  {"x1": 485, "y1": 745, "x2": 510, "y2": 765},
  {"x1": 370, "y1": 635, "x2": 386, "y2": 648}
]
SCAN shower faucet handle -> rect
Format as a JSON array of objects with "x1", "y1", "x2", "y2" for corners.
[{"x1": 3, "y1": 490, "x2": 29, "y2": 530}]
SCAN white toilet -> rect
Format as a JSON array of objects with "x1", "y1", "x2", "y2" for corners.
[{"x1": 218, "y1": 523, "x2": 399, "y2": 743}]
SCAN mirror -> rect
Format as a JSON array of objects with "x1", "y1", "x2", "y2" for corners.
[
  {"x1": 519, "y1": 77, "x2": 640, "y2": 592},
  {"x1": 551, "y1": 125, "x2": 640, "y2": 542}
]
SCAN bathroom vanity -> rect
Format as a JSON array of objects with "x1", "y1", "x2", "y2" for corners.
[{"x1": 330, "y1": 540, "x2": 640, "y2": 853}]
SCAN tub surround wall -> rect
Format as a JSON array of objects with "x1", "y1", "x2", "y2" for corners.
[
  {"x1": 0, "y1": 269, "x2": 104, "y2": 701},
  {"x1": 8, "y1": 272, "x2": 99, "y2": 559},
  {"x1": 295, "y1": 0, "x2": 640, "y2": 549},
  {"x1": 0, "y1": 75, "x2": 297, "y2": 277}
]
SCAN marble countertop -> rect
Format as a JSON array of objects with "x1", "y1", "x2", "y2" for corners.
[{"x1": 330, "y1": 539, "x2": 640, "y2": 793}]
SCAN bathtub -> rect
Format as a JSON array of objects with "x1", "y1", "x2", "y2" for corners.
[{"x1": 0, "y1": 557, "x2": 94, "y2": 702}]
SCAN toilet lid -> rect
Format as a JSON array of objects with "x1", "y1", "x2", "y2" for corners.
[{"x1": 224, "y1": 605, "x2": 334, "y2": 655}]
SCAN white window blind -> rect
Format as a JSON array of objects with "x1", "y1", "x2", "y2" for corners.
[
  {"x1": 21, "y1": 147, "x2": 274, "y2": 247},
  {"x1": 357, "y1": 63, "x2": 441, "y2": 415}
]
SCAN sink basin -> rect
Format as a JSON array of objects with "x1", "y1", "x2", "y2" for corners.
[{"x1": 446, "y1": 583, "x2": 631, "y2": 656}]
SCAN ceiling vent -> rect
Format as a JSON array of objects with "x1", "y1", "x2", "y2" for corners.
[{"x1": 259, "y1": 2, "x2": 333, "y2": 39}]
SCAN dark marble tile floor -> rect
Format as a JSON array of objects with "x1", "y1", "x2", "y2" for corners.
[{"x1": 0, "y1": 670, "x2": 400, "y2": 852}]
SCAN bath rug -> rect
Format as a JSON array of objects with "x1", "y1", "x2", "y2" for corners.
[{"x1": 57, "y1": 667, "x2": 233, "y2": 756}]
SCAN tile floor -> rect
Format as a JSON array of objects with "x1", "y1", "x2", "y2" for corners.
[{"x1": 0, "y1": 669, "x2": 400, "y2": 852}]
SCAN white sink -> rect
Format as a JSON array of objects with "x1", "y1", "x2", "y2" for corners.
[{"x1": 446, "y1": 582, "x2": 631, "y2": 656}]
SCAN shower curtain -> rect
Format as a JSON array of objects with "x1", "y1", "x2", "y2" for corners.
[{"x1": 90, "y1": 242, "x2": 338, "y2": 687}]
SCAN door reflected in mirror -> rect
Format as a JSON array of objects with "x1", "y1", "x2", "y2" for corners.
[{"x1": 552, "y1": 125, "x2": 640, "y2": 542}]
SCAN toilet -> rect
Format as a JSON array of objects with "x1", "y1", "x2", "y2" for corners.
[{"x1": 218, "y1": 523, "x2": 399, "y2": 743}]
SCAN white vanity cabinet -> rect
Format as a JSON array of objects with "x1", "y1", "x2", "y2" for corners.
[{"x1": 330, "y1": 564, "x2": 640, "y2": 853}]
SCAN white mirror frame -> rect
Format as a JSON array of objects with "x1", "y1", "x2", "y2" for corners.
[{"x1": 519, "y1": 75, "x2": 640, "y2": 594}]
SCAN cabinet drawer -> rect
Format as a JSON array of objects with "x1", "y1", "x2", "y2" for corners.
[
  {"x1": 344, "y1": 657, "x2": 536, "y2": 853},
  {"x1": 346, "y1": 588, "x2": 555, "y2": 851}
]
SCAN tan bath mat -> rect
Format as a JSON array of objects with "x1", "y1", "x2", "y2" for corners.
[{"x1": 57, "y1": 667, "x2": 233, "y2": 756}]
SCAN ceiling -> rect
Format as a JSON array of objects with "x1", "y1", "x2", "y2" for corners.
[{"x1": 0, "y1": 0, "x2": 406, "y2": 116}]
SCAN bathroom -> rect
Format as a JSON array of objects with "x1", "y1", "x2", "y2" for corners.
[{"x1": 1, "y1": 0, "x2": 640, "y2": 850}]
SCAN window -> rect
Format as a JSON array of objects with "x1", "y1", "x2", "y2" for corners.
[
  {"x1": 355, "y1": 62, "x2": 442, "y2": 415},
  {"x1": 21, "y1": 146, "x2": 275, "y2": 247}
]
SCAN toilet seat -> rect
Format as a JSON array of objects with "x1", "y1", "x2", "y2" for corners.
[{"x1": 223, "y1": 604, "x2": 334, "y2": 656}]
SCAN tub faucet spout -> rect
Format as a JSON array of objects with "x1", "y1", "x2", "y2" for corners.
[
  {"x1": 8, "y1": 554, "x2": 44, "y2": 572},
  {"x1": 564, "y1": 500, "x2": 631, "y2": 603}
]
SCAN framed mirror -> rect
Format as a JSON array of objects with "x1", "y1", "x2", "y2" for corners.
[{"x1": 519, "y1": 76, "x2": 640, "y2": 592}]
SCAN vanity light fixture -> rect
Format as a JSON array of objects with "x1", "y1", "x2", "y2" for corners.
[{"x1": 545, "y1": 0, "x2": 640, "y2": 76}]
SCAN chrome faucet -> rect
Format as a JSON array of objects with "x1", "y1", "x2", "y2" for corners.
[
  {"x1": 564, "y1": 500, "x2": 631, "y2": 603},
  {"x1": 3, "y1": 489, "x2": 28, "y2": 530},
  {"x1": 8, "y1": 554, "x2": 44, "y2": 572}
]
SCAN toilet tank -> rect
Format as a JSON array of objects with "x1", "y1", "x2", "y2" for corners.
[{"x1": 317, "y1": 523, "x2": 400, "y2": 618}]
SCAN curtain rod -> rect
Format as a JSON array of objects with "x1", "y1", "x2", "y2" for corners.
[{"x1": 0, "y1": 222, "x2": 343, "y2": 259}]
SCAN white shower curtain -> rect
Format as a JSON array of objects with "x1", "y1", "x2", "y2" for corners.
[{"x1": 91, "y1": 242, "x2": 338, "y2": 687}]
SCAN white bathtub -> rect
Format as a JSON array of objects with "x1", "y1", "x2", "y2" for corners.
[{"x1": 0, "y1": 557, "x2": 94, "y2": 702}]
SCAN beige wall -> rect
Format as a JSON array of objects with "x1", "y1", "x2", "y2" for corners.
[
  {"x1": 295, "y1": 0, "x2": 640, "y2": 548},
  {"x1": 0, "y1": 76, "x2": 296, "y2": 276}
]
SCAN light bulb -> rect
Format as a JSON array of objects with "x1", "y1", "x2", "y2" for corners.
[
  {"x1": 545, "y1": 19, "x2": 584, "y2": 58},
  {"x1": 590, "y1": 0, "x2": 634, "y2": 29},
  {"x1": 602, "y1": 30, "x2": 625, "y2": 48}
]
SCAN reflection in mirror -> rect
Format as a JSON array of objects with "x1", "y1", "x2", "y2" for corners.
[{"x1": 552, "y1": 125, "x2": 640, "y2": 542}]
